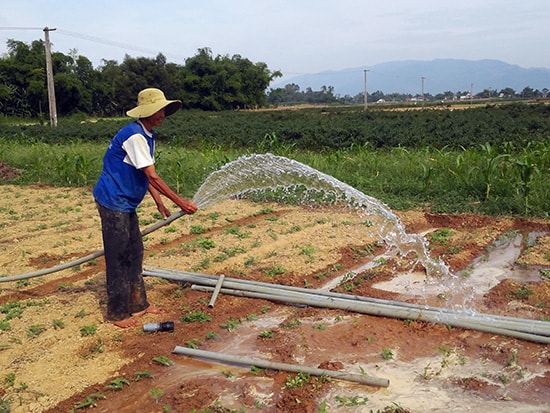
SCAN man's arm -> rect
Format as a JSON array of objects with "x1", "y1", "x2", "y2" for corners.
[{"x1": 142, "y1": 165, "x2": 198, "y2": 215}]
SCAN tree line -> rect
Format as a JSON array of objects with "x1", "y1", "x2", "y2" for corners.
[
  {"x1": 0, "y1": 39, "x2": 281, "y2": 117},
  {"x1": 266, "y1": 83, "x2": 548, "y2": 106},
  {"x1": 1, "y1": 38, "x2": 548, "y2": 118}
]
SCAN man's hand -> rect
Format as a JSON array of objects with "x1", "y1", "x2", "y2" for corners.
[
  {"x1": 178, "y1": 199, "x2": 198, "y2": 215},
  {"x1": 157, "y1": 203, "x2": 171, "y2": 218}
]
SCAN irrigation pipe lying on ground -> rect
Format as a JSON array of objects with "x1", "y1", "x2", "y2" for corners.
[
  {"x1": 0, "y1": 211, "x2": 186, "y2": 283},
  {"x1": 144, "y1": 267, "x2": 550, "y2": 344},
  {"x1": 172, "y1": 346, "x2": 390, "y2": 388},
  {"x1": 192, "y1": 285, "x2": 550, "y2": 344},
  {"x1": 145, "y1": 266, "x2": 550, "y2": 335}
]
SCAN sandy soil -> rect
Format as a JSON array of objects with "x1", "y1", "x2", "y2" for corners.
[{"x1": 0, "y1": 181, "x2": 549, "y2": 413}]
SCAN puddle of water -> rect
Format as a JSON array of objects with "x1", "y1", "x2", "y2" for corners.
[
  {"x1": 372, "y1": 233, "x2": 543, "y2": 305},
  {"x1": 322, "y1": 352, "x2": 550, "y2": 413}
]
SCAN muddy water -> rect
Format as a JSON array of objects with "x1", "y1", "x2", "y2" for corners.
[{"x1": 372, "y1": 232, "x2": 543, "y2": 306}]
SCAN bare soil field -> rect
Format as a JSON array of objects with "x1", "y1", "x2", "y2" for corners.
[{"x1": 0, "y1": 179, "x2": 549, "y2": 413}]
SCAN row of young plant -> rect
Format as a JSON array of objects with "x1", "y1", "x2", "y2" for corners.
[
  {"x1": 2, "y1": 133, "x2": 550, "y2": 217},
  {"x1": 1, "y1": 102, "x2": 550, "y2": 150}
]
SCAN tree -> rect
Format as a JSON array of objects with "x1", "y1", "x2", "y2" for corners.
[
  {"x1": 499, "y1": 87, "x2": 516, "y2": 98},
  {"x1": 520, "y1": 86, "x2": 535, "y2": 99},
  {"x1": 0, "y1": 39, "x2": 47, "y2": 116},
  {"x1": 181, "y1": 48, "x2": 280, "y2": 110}
]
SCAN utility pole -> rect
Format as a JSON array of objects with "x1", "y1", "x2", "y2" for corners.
[
  {"x1": 421, "y1": 76, "x2": 425, "y2": 108},
  {"x1": 43, "y1": 27, "x2": 57, "y2": 127},
  {"x1": 363, "y1": 69, "x2": 369, "y2": 110}
]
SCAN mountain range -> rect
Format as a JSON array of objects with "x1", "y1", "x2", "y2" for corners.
[{"x1": 272, "y1": 59, "x2": 550, "y2": 97}]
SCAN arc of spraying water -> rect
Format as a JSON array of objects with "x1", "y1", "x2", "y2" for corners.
[{"x1": 192, "y1": 153, "x2": 448, "y2": 278}]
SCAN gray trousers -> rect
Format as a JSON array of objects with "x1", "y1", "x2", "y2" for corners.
[{"x1": 96, "y1": 202, "x2": 149, "y2": 321}]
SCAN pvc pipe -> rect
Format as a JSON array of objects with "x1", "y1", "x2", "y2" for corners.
[
  {"x1": 0, "y1": 211, "x2": 186, "y2": 283},
  {"x1": 208, "y1": 274, "x2": 225, "y2": 308},
  {"x1": 188, "y1": 269, "x2": 545, "y2": 330},
  {"x1": 191, "y1": 285, "x2": 550, "y2": 344},
  {"x1": 172, "y1": 346, "x2": 390, "y2": 388},
  {"x1": 144, "y1": 267, "x2": 550, "y2": 344},
  {"x1": 146, "y1": 267, "x2": 550, "y2": 338}
]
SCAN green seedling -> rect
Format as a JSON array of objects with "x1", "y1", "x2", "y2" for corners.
[
  {"x1": 220, "y1": 317, "x2": 241, "y2": 332},
  {"x1": 150, "y1": 386, "x2": 164, "y2": 403},
  {"x1": 284, "y1": 371, "x2": 311, "y2": 389},
  {"x1": 264, "y1": 266, "x2": 287, "y2": 277},
  {"x1": 259, "y1": 329, "x2": 275, "y2": 338},
  {"x1": 539, "y1": 268, "x2": 550, "y2": 280},
  {"x1": 300, "y1": 245, "x2": 315, "y2": 261},
  {"x1": 205, "y1": 331, "x2": 220, "y2": 340},
  {"x1": 3, "y1": 373, "x2": 15, "y2": 387},
  {"x1": 180, "y1": 311, "x2": 212, "y2": 323},
  {"x1": 74, "y1": 309, "x2": 86, "y2": 318},
  {"x1": 80, "y1": 325, "x2": 97, "y2": 337},
  {"x1": 335, "y1": 395, "x2": 368, "y2": 407},
  {"x1": 52, "y1": 319, "x2": 65, "y2": 329},
  {"x1": 429, "y1": 228, "x2": 453, "y2": 244},
  {"x1": 152, "y1": 356, "x2": 173, "y2": 367},
  {"x1": 28, "y1": 324, "x2": 46, "y2": 338},
  {"x1": 87, "y1": 338, "x2": 105, "y2": 355},
  {"x1": 381, "y1": 348, "x2": 394, "y2": 360},
  {"x1": 74, "y1": 393, "x2": 106, "y2": 409},
  {"x1": 184, "y1": 338, "x2": 203, "y2": 349},
  {"x1": 244, "y1": 256, "x2": 256, "y2": 266},
  {"x1": 510, "y1": 285, "x2": 534, "y2": 300},
  {"x1": 189, "y1": 225, "x2": 207, "y2": 234},
  {"x1": 134, "y1": 370, "x2": 154, "y2": 381},
  {"x1": 281, "y1": 318, "x2": 301, "y2": 329},
  {"x1": 250, "y1": 366, "x2": 266, "y2": 375},
  {"x1": 105, "y1": 377, "x2": 130, "y2": 390},
  {"x1": 224, "y1": 226, "x2": 249, "y2": 239}
]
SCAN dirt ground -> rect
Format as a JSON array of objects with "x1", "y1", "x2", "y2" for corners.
[{"x1": 0, "y1": 171, "x2": 549, "y2": 412}]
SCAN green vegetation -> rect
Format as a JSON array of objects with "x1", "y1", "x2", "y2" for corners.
[
  {"x1": 1, "y1": 41, "x2": 278, "y2": 116},
  {"x1": 73, "y1": 393, "x2": 106, "y2": 409},
  {"x1": 180, "y1": 311, "x2": 212, "y2": 323},
  {"x1": 105, "y1": 377, "x2": 130, "y2": 391},
  {"x1": 284, "y1": 371, "x2": 312, "y2": 389},
  {"x1": 152, "y1": 356, "x2": 173, "y2": 367},
  {"x1": 1, "y1": 103, "x2": 550, "y2": 217},
  {"x1": 79, "y1": 325, "x2": 97, "y2": 337},
  {"x1": 335, "y1": 395, "x2": 368, "y2": 407},
  {"x1": 381, "y1": 348, "x2": 394, "y2": 360}
]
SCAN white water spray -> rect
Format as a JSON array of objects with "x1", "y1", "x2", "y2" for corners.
[{"x1": 192, "y1": 153, "x2": 449, "y2": 278}]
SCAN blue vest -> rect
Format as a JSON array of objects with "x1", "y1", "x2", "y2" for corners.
[{"x1": 93, "y1": 121, "x2": 154, "y2": 212}]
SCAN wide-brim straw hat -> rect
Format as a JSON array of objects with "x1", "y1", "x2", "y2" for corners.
[{"x1": 126, "y1": 88, "x2": 182, "y2": 118}]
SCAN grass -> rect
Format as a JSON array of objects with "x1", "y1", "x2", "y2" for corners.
[{"x1": 2, "y1": 134, "x2": 550, "y2": 217}]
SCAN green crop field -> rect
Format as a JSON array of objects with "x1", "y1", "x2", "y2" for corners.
[{"x1": 1, "y1": 102, "x2": 550, "y2": 217}]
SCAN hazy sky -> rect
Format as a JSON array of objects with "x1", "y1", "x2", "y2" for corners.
[{"x1": 1, "y1": 0, "x2": 549, "y2": 82}]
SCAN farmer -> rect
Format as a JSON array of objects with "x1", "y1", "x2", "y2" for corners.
[{"x1": 93, "y1": 88, "x2": 198, "y2": 328}]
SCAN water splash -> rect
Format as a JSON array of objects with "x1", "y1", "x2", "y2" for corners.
[{"x1": 192, "y1": 153, "x2": 449, "y2": 278}]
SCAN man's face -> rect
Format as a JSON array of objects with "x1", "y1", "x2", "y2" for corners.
[{"x1": 147, "y1": 108, "x2": 166, "y2": 128}]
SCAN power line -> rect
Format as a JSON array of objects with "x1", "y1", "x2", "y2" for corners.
[
  {"x1": 0, "y1": 27, "x2": 43, "y2": 30},
  {"x1": 56, "y1": 28, "x2": 184, "y2": 59},
  {"x1": 0, "y1": 26, "x2": 186, "y2": 61}
]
